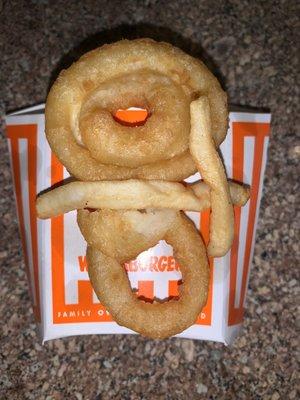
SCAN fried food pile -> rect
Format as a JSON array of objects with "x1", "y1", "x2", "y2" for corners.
[{"x1": 37, "y1": 39, "x2": 250, "y2": 339}]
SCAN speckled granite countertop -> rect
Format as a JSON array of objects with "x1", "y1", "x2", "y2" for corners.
[{"x1": 0, "y1": 1, "x2": 299, "y2": 399}]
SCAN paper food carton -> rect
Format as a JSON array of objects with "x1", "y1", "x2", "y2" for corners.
[{"x1": 6, "y1": 104, "x2": 271, "y2": 344}]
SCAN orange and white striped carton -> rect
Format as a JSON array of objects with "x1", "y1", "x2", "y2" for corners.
[{"x1": 6, "y1": 105, "x2": 271, "y2": 344}]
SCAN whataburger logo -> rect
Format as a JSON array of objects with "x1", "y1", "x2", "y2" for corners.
[
  {"x1": 78, "y1": 254, "x2": 181, "y2": 273},
  {"x1": 75, "y1": 251, "x2": 210, "y2": 323},
  {"x1": 77, "y1": 253, "x2": 185, "y2": 314},
  {"x1": 6, "y1": 117, "x2": 270, "y2": 329},
  {"x1": 126, "y1": 255, "x2": 180, "y2": 272},
  {"x1": 77, "y1": 254, "x2": 183, "y2": 310}
]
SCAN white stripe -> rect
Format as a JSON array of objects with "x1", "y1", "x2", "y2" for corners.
[
  {"x1": 19, "y1": 139, "x2": 36, "y2": 305},
  {"x1": 242, "y1": 136, "x2": 269, "y2": 307},
  {"x1": 220, "y1": 118, "x2": 233, "y2": 178},
  {"x1": 63, "y1": 159, "x2": 81, "y2": 304},
  {"x1": 128, "y1": 275, "x2": 138, "y2": 292},
  {"x1": 214, "y1": 253, "x2": 230, "y2": 333},
  {"x1": 155, "y1": 275, "x2": 175, "y2": 299},
  {"x1": 230, "y1": 112, "x2": 271, "y2": 124},
  {"x1": 63, "y1": 166, "x2": 70, "y2": 180},
  {"x1": 184, "y1": 171, "x2": 201, "y2": 183},
  {"x1": 185, "y1": 211, "x2": 200, "y2": 229},
  {"x1": 6, "y1": 114, "x2": 44, "y2": 126},
  {"x1": 234, "y1": 137, "x2": 255, "y2": 307},
  {"x1": 35, "y1": 115, "x2": 52, "y2": 334},
  {"x1": 93, "y1": 290, "x2": 100, "y2": 304},
  {"x1": 64, "y1": 211, "x2": 88, "y2": 304}
]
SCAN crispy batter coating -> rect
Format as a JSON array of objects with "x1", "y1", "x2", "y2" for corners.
[
  {"x1": 45, "y1": 38, "x2": 227, "y2": 181},
  {"x1": 78, "y1": 209, "x2": 178, "y2": 264},
  {"x1": 79, "y1": 72, "x2": 191, "y2": 167},
  {"x1": 87, "y1": 212, "x2": 209, "y2": 339}
]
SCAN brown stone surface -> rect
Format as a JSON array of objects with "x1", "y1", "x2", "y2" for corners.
[{"x1": 0, "y1": 1, "x2": 299, "y2": 399}]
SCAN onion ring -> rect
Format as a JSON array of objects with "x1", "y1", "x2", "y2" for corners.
[
  {"x1": 45, "y1": 38, "x2": 227, "y2": 181},
  {"x1": 79, "y1": 72, "x2": 191, "y2": 167},
  {"x1": 36, "y1": 179, "x2": 250, "y2": 219},
  {"x1": 78, "y1": 209, "x2": 178, "y2": 264},
  {"x1": 87, "y1": 212, "x2": 209, "y2": 339}
]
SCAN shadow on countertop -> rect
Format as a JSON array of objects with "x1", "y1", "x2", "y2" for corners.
[{"x1": 48, "y1": 22, "x2": 227, "y2": 93}]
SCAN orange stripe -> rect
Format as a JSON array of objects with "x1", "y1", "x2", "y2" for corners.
[
  {"x1": 228, "y1": 124, "x2": 244, "y2": 325},
  {"x1": 27, "y1": 129, "x2": 40, "y2": 320},
  {"x1": 51, "y1": 154, "x2": 65, "y2": 320},
  {"x1": 196, "y1": 209, "x2": 213, "y2": 325},
  {"x1": 168, "y1": 280, "x2": 180, "y2": 298},
  {"x1": 228, "y1": 205, "x2": 242, "y2": 324},
  {"x1": 78, "y1": 280, "x2": 94, "y2": 305},
  {"x1": 138, "y1": 280, "x2": 154, "y2": 301}
]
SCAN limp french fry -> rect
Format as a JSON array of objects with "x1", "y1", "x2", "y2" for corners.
[
  {"x1": 190, "y1": 97, "x2": 235, "y2": 257},
  {"x1": 36, "y1": 179, "x2": 249, "y2": 219}
]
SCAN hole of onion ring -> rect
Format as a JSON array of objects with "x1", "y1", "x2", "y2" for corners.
[
  {"x1": 113, "y1": 107, "x2": 149, "y2": 127},
  {"x1": 124, "y1": 257, "x2": 182, "y2": 303}
]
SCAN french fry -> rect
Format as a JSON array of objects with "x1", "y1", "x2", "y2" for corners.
[
  {"x1": 36, "y1": 179, "x2": 249, "y2": 219},
  {"x1": 190, "y1": 97, "x2": 234, "y2": 257}
]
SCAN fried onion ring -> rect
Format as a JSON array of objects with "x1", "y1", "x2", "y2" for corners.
[
  {"x1": 78, "y1": 209, "x2": 178, "y2": 264},
  {"x1": 45, "y1": 38, "x2": 227, "y2": 181},
  {"x1": 87, "y1": 212, "x2": 209, "y2": 339},
  {"x1": 79, "y1": 72, "x2": 191, "y2": 167}
]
